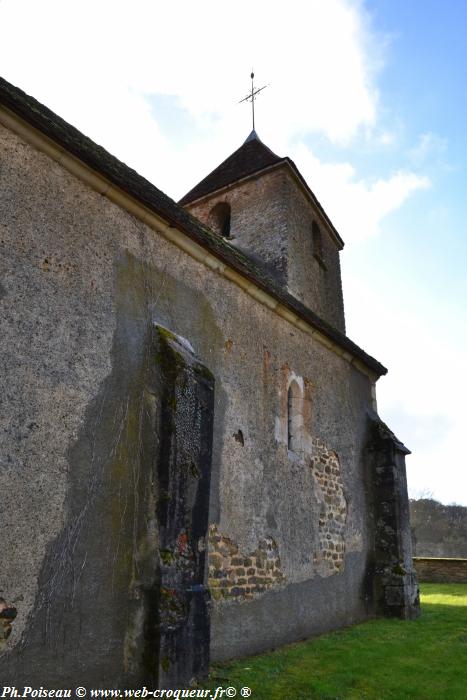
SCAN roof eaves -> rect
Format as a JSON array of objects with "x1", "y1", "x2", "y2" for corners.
[{"x1": 283, "y1": 157, "x2": 344, "y2": 249}]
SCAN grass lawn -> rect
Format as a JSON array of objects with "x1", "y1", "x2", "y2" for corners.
[{"x1": 205, "y1": 584, "x2": 467, "y2": 699}]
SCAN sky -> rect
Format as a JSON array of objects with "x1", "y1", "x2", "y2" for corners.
[{"x1": 1, "y1": 0, "x2": 466, "y2": 504}]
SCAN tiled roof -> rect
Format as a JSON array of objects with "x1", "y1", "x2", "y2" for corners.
[
  {"x1": 179, "y1": 131, "x2": 284, "y2": 205},
  {"x1": 0, "y1": 76, "x2": 385, "y2": 376}
]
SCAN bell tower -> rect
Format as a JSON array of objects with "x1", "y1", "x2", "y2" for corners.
[{"x1": 179, "y1": 131, "x2": 346, "y2": 334}]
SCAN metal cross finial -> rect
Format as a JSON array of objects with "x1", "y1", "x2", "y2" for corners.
[{"x1": 239, "y1": 71, "x2": 268, "y2": 131}]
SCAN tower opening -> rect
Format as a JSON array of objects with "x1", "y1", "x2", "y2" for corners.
[
  {"x1": 209, "y1": 202, "x2": 231, "y2": 238},
  {"x1": 312, "y1": 221, "x2": 324, "y2": 263},
  {"x1": 311, "y1": 221, "x2": 326, "y2": 269}
]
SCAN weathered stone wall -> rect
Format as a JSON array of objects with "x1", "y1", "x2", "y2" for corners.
[
  {"x1": 1, "y1": 120, "x2": 383, "y2": 677},
  {"x1": 186, "y1": 169, "x2": 289, "y2": 286},
  {"x1": 185, "y1": 167, "x2": 345, "y2": 333},
  {"x1": 365, "y1": 417, "x2": 419, "y2": 620},
  {"x1": 208, "y1": 525, "x2": 286, "y2": 601},
  {"x1": 310, "y1": 440, "x2": 346, "y2": 574},
  {"x1": 410, "y1": 499, "x2": 467, "y2": 558},
  {"x1": 413, "y1": 558, "x2": 467, "y2": 583},
  {"x1": 207, "y1": 427, "x2": 348, "y2": 605},
  {"x1": 283, "y1": 172, "x2": 345, "y2": 334},
  {"x1": 151, "y1": 327, "x2": 215, "y2": 687}
]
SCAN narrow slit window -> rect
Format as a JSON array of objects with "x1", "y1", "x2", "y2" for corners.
[
  {"x1": 287, "y1": 380, "x2": 302, "y2": 451},
  {"x1": 312, "y1": 221, "x2": 325, "y2": 268}
]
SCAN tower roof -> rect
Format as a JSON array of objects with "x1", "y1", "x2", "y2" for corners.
[
  {"x1": 178, "y1": 131, "x2": 345, "y2": 249},
  {"x1": 178, "y1": 131, "x2": 284, "y2": 205}
]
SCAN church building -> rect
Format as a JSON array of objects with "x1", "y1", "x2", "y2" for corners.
[{"x1": 0, "y1": 76, "x2": 419, "y2": 688}]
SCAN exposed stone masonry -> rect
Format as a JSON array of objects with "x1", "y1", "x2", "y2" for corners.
[
  {"x1": 413, "y1": 557, "x2": 467, "y2": 584},
  {"x1": 310, "y1": 439, "x2": 347, "y2": 574},
  {"x1": 208, "y1": 525, "x2": 285, "y2": 601},
  {"x1": 0, "y1": 598, "x2": 17, "y2": 648}
]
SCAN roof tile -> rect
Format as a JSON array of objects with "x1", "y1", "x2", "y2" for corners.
[{"x1": 179, "y1": 132, "x2": 283, "y2": 205}]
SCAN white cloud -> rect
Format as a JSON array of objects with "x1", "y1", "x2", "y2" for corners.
[
  {"x1": 344, "y1": 275, "x2": 467, "y2": 505},
  {"x1": 379, "y1": 130, "x2": 397, "y2": 146},
  {"x1": 0, "y1": 0, "x2": 427, "y2": 232},
  {"x1": 289, "y1": 143, "x2": 430, "y2": 242},
  {"x1": 0, "y1": 0, "x2": 381, "y2": 190},
  {"x1": 408, "y1": 131, "x2": 447, "y2": 166},
  {"x1": 2, "y1": 0, "x2": 457, "y2": 505}
]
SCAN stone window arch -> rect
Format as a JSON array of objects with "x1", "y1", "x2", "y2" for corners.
[
  {"x1": 287, "y1": 379, "x2": 303, "y2": 451},
  {"x1": 209, "y1": 202, "x2": 231, "y2": 238}
]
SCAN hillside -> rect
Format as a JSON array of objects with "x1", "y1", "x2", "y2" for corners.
[{"x1": 410, "y1": 499, "x2": 467, "y2": 558}]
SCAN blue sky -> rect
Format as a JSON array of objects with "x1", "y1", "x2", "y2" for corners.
[
  {"x1": 1, "y1": 0, "x2": 465, "y2": 503},
  {"x1": 342, "y1": 0, "x2": 467, "y2": 503}
]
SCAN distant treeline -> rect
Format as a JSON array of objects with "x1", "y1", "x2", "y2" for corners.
[{"x1": 410, "y1": 499, "x2": 467, "y2": 558}]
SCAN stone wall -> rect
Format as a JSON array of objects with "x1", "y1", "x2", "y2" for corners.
[
  {"x1": 366, "y1": 416, "x2": 420, "y2": 620},
  {"x1": 0, "y1": 114, "x2": 395, "y2": 677},
  {"x1": 151, "y1": 327, "x2": 215, "y2": 687},
  {"x1": 185, "y1": 166, "x2": 345, "y2": 333},
  {"x1": 185, "y1": 168, "x2": 289, "y2": 287},
  {"x1": 310, "y1": 440, "x2": 346, "y2": 574},
  {"x1": 413, "y1": 558, "x2": 467, "y2": 583},
  {"x1": 208, "y1": 525, "x2": 285, "y2": 601},
  {"x1": 208, "y1": 439, "x2": 347, "y2": 602},
  {"x1": 283, "y1": 172, "x2": 345, "y2": 334}
]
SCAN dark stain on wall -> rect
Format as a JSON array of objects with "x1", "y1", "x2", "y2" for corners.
[
  {"x1": 0, "y1": 253, "x2": 218, "y2": 687},
  {"x1": 153, "y1": 325, "x2": 214, "y2": 687}
]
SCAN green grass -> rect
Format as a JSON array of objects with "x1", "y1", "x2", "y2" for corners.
[{"x1": 205, "y1": 584, "x2": 467, "y2": 699}]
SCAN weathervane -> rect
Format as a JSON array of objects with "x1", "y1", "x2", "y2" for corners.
[{"x1": 239, "y1": 71, "x2": 268, "y2": 131}]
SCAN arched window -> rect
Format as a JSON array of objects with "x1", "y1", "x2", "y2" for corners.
[
  {"x1": 312, "y1": 221, "x2": 325, "y2": 267},
  {"x1": 209, "y1": 202, "x2": 231, "y2": 238},
  {"x1": 287, "y1": 380, "x2": 302, "y2": 451}
]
